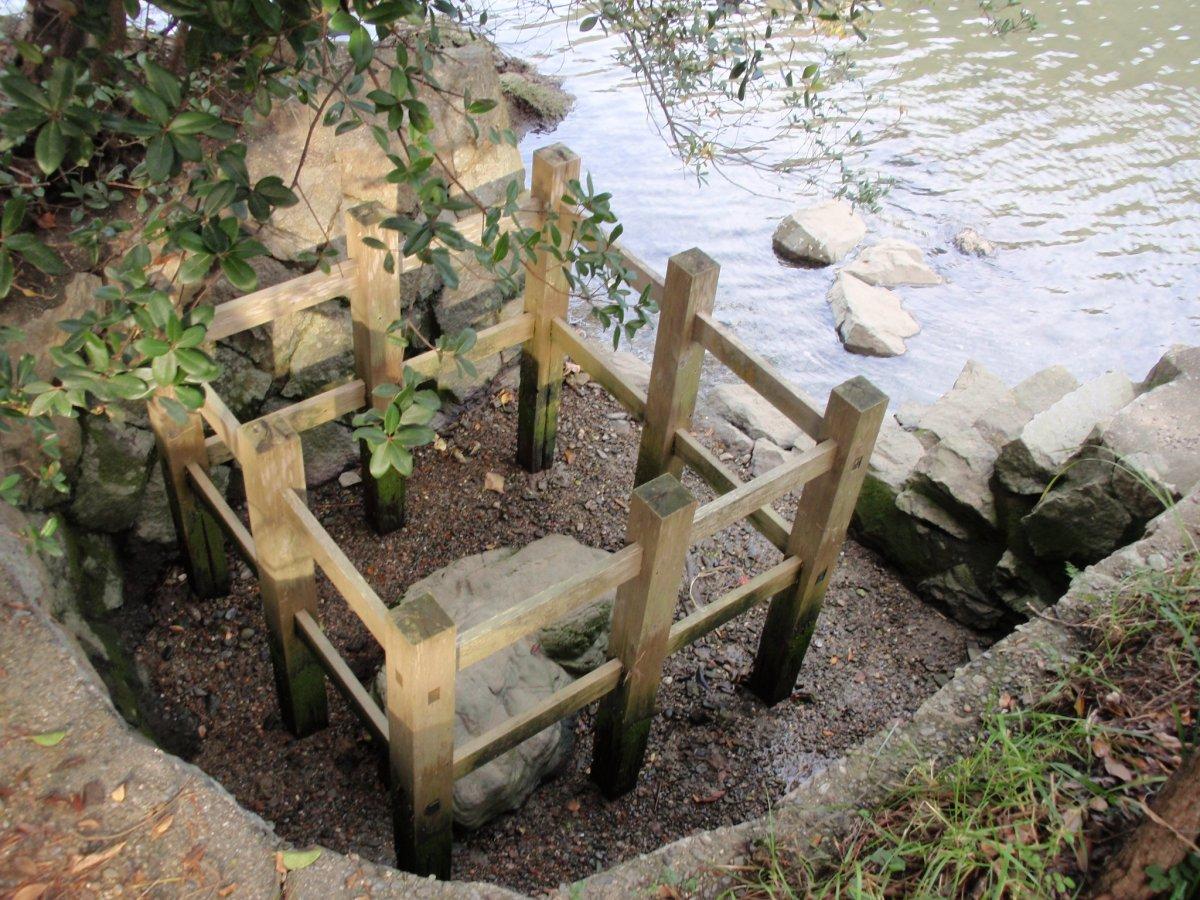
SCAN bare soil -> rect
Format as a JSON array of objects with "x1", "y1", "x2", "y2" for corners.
[{"x1": 125, "y1": 375, "x2": 983, "y2": 894}]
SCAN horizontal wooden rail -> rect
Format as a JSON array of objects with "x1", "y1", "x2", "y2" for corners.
[
  {"x1": 295, "y1": 609, "x2": 387, "y2": 744},
  {"x1": 690, "y1": 439, "x2": 836, "y2": 543},
  {"x1": 208, "y1": 265, "x2": 357, "y2": 342},
  {"x1": 281, "y1": 489, "x2": 394, "y2": 645},
  {"x1": 456, "y1": 545, "x2": 642, "y2": 671},
  {"x1": 206, "y1": 380, "x2": 366, "y2": 466},
  {"x1": 452, "y1": 658, "x2": 622, "y2": 779},
  {"x1": 185, "y1": 462, "x2": 257, "y2": 567},
  {"x1": 550, "y1": 318, "x2": 647, "y2": 419},
  {"x1": 200, "y1": 387, "x2": 243, "y2": 463},
  {"x1": 667, "y1": 556, "x2": 802, "y2": 654},
  {"x1": 404, "y1": 312, "x2": 534, "y2": 387},
  {"x1": 673, "y1": 430, "x2": 790, "y2": 551},
  {"x1": 693, "y1": 312, "x2": 824, "y2": 441}
]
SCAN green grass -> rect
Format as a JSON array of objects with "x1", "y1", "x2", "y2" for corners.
[{"x1": 725, "y1": 557, "x2": 1199, "y2": 899}]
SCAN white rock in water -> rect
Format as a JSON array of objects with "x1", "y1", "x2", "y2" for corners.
[
  {"x1": 953, "y1": 227, "x2": 995, "y2": 257},
  {"x1": 843, "y1": 239, "x2": 942, "y2": 287},
  {"x1": 827, "y1": 273, "x2": 920, "y2": 358},
  {"x1": 772, "y1": 199, "x2": 867, "y2": 265}
]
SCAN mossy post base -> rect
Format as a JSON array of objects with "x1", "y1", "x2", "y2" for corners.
[
  {"x1": 748, "y1": 377, "x2": 887, "y2": 705},
  {"x1": 386, "y1": 592, "x2": 456, "y2": 878},
  {"x1": 515, "y1": 144, "x2": 579, "y2": 473},
  {"x1": 147, "y1": 393, "x2": 229, "y2": 599},
  {"x1": 361, "y1": 444, "x2": 406, "y2": 534},
  {"x1": 592, "y1": 474, "x2": 696, "y2": 798},
  {"x1": 241, "y1": 418, "x2": 329, "y2": 737}
]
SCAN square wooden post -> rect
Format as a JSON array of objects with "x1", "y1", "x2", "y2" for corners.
[
  {"x1": 345, "y1": 200, "x2": 407, "y2": 533},
  {"x1": 633, "y1": 248, "x2": 720, "y2": 487},
  {"x1": 748, "y1": 376, "x2": 887, "y2": 705},
  {"x1": 591, "y1": 473, "x2": 696, "y2": 798},
  {"x1": 516, "y1": 144, "x2": 581, "y2": 472},
  {"x1": 147, "y1": 392, "x2": 229, "y2": 598},
  {"x1": 385, "y1": 591, "x2": 457, "y2": 879},
  {"x1": 241, "y1": 418, "x2": 329, "y2": 736}
]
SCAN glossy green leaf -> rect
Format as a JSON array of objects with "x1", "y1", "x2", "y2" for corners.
[
  {"x1": 220, "y1": 255, "x2": 257, "y2": 292},
  {"x1": 35, "y1": 121, "x2": 66, "y2": 174}
]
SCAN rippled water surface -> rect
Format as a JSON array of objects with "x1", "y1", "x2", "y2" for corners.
[{"x1": 495, "y1": 0, "x2": 1200, "y2": 403}]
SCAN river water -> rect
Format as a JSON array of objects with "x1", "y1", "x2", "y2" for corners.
[{"x1": 495, "y1": 0, "x2": 1200, "y2": 405}]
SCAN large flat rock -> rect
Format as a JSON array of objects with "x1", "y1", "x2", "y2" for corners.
[
  {"x1": 843, "y1": 239, "x2": 941, "y2": 287},
  {"x1": 772, "y1": 199, "x2": 867, "y2": 266},
  {"x1": 375, "y1": 534, "x2": 616, "y2": 828},
  {"x1": 1101, "y1": 373, "x2": 1200, "y2": 497},
  {"x1": 995, "y1": 370, "x2": 1136, "y2": 495}
]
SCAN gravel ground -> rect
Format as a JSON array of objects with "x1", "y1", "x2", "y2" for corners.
[{"x1": 123, "y1": 374, "x2": 984, "y2": 894}]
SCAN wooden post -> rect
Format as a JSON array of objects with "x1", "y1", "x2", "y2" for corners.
[
  {"x1": 345, "y1": 200, "x2": 407, "y2": 533},
  {"x1": 385, "y1": 591, "x2": 457, "y2": 879},
  {"x1": 748, "y1": 376, "x2": 887, "y2": 705},
  {"x1": 633, "y1": 248, "x2": 720, "y2": 487},
  {"x1": 516, "y1": 144, "x2": 580, "y2": 472},
  {"x1": 241, "y1": 418, "x2": 329, "y2": 736},
  {"x1": 147, "y1": 392, "x2": 229, "y2": 598},
  {"x1": 591, "y1": 473, "x2": 696, "y2": 798}
]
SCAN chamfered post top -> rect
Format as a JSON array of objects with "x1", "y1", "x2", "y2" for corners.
[
  {"x1": 347, "y1": 199, "x2": 389, "y2": 228},
  {"x1": 532, "y1": 143, "x2": 580, "y2": 169},
  {"x1": 831, "y1": 375, "x2": 888, "y2": 414},
  {"x1": 239, "y1": 417, "x2": 300, "y2": 455},
  {"x1": 392, "y1": 591, "x2": 456, "y2": 645},
  {"x1": 631, "y1": 473, "x2": 697, "y2": 519},
  {"x1": 667, "y1": 247, "x2": 721, "y2": 280}
]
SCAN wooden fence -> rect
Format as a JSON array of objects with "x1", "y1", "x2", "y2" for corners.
[{"x1": 146, "y1": 142, "x2": 886, "y2": 879}]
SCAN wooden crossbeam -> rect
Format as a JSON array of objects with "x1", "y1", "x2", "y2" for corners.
[
  {"x1": 689, "y1": 440, "x2": 836, "y2": 543},
  {"x1": 295, "y1": 609, "x2": 387, "y2": 744},
  {"x1": 208, "y1": 265, "x2": 357, "y2": 342},
  {"x1": 456, "y1": 545, "x2": 642, "y2": 671},
  {"x1": 693, "y1": 312, "x2": 824, "y2": 440},
  {"x1": 667, "y1": 556, "x2": 802, "y2": 654},
  {"x1": 550, "y1": 318, "x2": 647, "y2": 419},
  {"x1": 452, "y1": 658, "x2": 622, "y2": 779},
  {"x1": 281, "y1": 488, "x2": 394, "y2": 646},
  {"x1": 672, "y1": 429, "x2": 790, "y2": 551},
  {"x1": 185, "y1": 462, "x2": 257, "y2": 568}
]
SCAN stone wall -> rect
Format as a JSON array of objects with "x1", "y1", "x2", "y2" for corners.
[{"x1": 852, "y1": 345, "x2": 1199, "y2": 629}]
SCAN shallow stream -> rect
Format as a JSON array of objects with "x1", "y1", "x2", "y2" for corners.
[{"x1": 497, "y1": 0, "x2": 1200, "y2": 405}]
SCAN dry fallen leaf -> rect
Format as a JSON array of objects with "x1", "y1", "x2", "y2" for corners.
[
  {"x1": 218, "y1": 885, "x2": 239, "y2": 898},
  {"x1": 692, "y1": 789, "x2": 726, "y2": 804},
  {"x1": 151, "y1": 814, "x2": 174, "y2": 838},
  {"x1": 69, "y1": 841, "x2": 126, "y2": 874},
  {"x1": 565, "y1": 798, "x2": 581, "y2": 813},
  {"x1": 484, "y1": 472, "x2": 505, "y2": 493},
  {"x1": 11, "y1": 884, "x2": 47, "y2": 900},
  {"x1": 433, "y1": 436, "x2": 448, "y2": 452},
  {"x1": 111, "y1": 783, "x2": 126, "y2": 803},
  {"x1": 563, "y1": 448, "x2": 576, "y2": 465},
  {"x1": 1103, "y1": 755, "x2": 1134, "y2": 782}
]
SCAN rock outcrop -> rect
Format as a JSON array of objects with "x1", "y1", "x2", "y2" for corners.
[
  {"x1": 851, "y1": 348, "x2": 1199, "y2": 627},
  {"x1": 772, "y1": 199, "x2": 867, "y2": 266},
  {"x1": 827, "y1": 273, "x2": 920, "y2": 358}
]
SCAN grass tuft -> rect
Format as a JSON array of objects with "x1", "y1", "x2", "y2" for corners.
[{"x1": 725, "y1": 557, "x2": 1199, "y2": 899}]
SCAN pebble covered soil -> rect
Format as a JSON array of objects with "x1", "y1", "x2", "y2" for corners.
[{"x1": 126, "y1": 374, "x2": 983, "y2": 894}]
